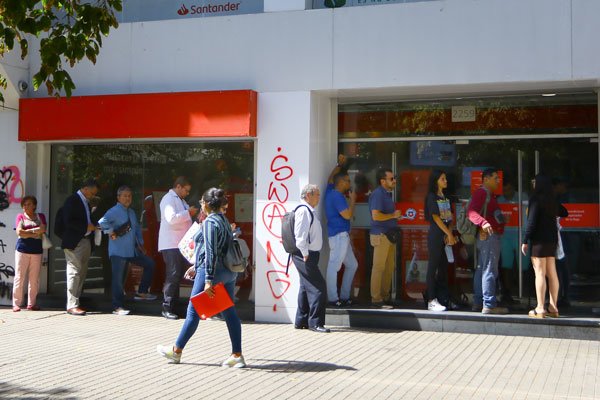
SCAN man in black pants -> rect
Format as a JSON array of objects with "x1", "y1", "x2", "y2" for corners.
[{"x1": 292, "y1": 184, "x2": 330, "y2": 333}]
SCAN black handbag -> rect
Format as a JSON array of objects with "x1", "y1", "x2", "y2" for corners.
[
  {"x1": 114, "y1": 213, "x2": 132, "y2": 237},
  {"x1": 384, "y1": 228, "x2": 401, "y2": 244}
]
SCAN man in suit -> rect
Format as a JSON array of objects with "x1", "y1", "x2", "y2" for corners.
[{"x1": 60, "y1": 179, "x2": 99, "y2": 316}]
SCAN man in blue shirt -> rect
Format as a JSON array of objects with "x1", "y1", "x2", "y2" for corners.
[
  {"x1": 369, "y1": 168, "x2": 401, "y2": 308},
  {"x1": 99, "y1": 186, "x2": 156, "y2": 315},
  {"x1": 325, "y1": 156, "x2": 358, "y2": 307}
]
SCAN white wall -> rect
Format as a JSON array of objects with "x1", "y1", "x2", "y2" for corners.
[
  {"x1": 25, "y1": 0, "x2": 600, "y2": 97},
  {"x1": 254, "y1": 91, "x2": 336, "y2": 323},
  {"x1": 0, "y1": 111, "x2": 27, "y2": 306}
]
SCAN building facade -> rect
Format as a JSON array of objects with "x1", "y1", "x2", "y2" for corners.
[{"x1": 1, "y1": 0, "x2": 599, "y2": 320}]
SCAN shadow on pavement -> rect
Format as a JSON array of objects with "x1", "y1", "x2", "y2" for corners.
[
  {"x1": 182, "y1": 359, "x2": 357, "y2": 372},
  {"x1": 0, "y1": 381, "x2": 77, "y2": 399},
  {"x1": 245, "y1": 359, "x2": 357, "y2": 373}
]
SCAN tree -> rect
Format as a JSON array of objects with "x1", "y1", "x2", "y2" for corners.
[{"x1": 0, "y1": 0, "x2": 122, "y2": 102}]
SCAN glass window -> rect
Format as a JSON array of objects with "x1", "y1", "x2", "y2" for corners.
[
  {"x1": 339, "y1": 93, "x2": 598, "y2": 139},
  {"x1": 48, "y1": 142, "x2": 254, "y2": 296}
]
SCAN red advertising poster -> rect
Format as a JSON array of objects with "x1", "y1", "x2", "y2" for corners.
[
  {"x1": 470, "y1": 170, "x2": 503, "y2": 195},
  {"x1": 561, "y1": 204, "x2": 600, "y2": 228},
  {"x1": 395, "y1": 202, "x2": 427, "y2": 226},
  {"x1": 498, "y1": 203, "x2": 521, "y2": 228},
  {"x1": 401, "y1": 227, "x2": 429, "y2": 299}
]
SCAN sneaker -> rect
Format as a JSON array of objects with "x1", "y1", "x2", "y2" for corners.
[
  {"x1": 342, "y1": 299, "x2": 354, "y2": 307},
  {"x1": 12, "y1": 306, "x2": 20, "y2": 312},
  {"x1": 446, "y1": 301, "x2": 459, "y2": 311},
  {"x1": 156, "y1": 345, "x2": 181, "y2": 364},
  {"x1": 134, "y1": 292, "x2": 157, "y2": 301},
  {"x1": 222, "y1": 354, "x2": 246, "y2": 368},
  {"x1": 112, "y1": 308, "x2": 130, "y2": 316},
  {"x1": 329, "y1": 300, "x2": 343, "y2": 308},
  {"x1": 482, "y1": 306, "x2": 508, "y2": 315},
  {"x1": 428, "y1": 298, "x2": 447, "y2": 312}
]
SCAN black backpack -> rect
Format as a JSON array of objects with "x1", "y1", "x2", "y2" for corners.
[
  {"x1": 281, "y1": 204, "x2": 313, "y2": 274},
  {"x1": 54, "y1": 207, "x2": 66, "y2": 239}
]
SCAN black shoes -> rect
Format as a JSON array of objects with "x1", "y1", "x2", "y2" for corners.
[
  {"x1": 162, "y1": 310, "x2": 179, "y2": 320},
  {"x1": 294, "y1": 323, "x2": 308, "y2": 329},
  {"x1": 309, "y1": 326, "x2": 331, "y2": 333}
]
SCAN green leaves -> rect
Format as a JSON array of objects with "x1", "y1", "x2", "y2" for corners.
[{"x1": 0, "y1": 0, "x2": 122, "y2": 102}]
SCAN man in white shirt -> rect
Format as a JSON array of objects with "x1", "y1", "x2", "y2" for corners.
[
  {"x1": 158, "y1": 177, "x2": 199, "y2": 320},
  {"x1": 292, "y1": 184, "x2": 329, "y2": 333}
]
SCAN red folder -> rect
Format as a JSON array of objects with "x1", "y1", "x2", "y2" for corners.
[{"x1": 190, "y1": 282, "x2": 234, "y2": 320}]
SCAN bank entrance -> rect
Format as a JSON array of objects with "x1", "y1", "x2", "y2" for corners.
[{"x1": 337, "y1": 93, "x2": 600, "y2": 316}]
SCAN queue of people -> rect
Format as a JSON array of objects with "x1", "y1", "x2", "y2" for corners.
[{"x1": 12, "y1": 162, "x2": 570, "y2": 331}]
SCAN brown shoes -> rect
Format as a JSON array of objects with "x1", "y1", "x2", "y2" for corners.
[{"x1": 67, "y1": 307, "x2": 87, "y2": 316}]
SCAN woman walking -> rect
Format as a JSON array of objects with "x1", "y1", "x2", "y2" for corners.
[
  {"x1": 424, "y1": 170, "x2": 457, "y2": 312},
  {"x1": 157, "y1": 188, "x2": 245, "y2": 367},
  {"x1": 521, "y1": 174, "x2": 568, "y2": 318},
  {"x1": 13, "y1": 196, "x2": 47, "y2": 312}
]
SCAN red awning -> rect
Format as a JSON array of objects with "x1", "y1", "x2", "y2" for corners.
[{"x1": 19, "y1": 90, "x2": 257, "y2": 141}]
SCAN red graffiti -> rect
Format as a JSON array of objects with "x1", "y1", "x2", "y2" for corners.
[
  {"x1": 266, "y1": 270, "x2": 291, "y2": 299},
  {"x1": 270, "y1": 154, "x2": 294, "y2": 181},
  {"x1": 261, "y1": 147, "x2": 295, "y2": 306},
  {"x1": 267, "y1": 181, "x2": 289, "y2": 203},
  {"x1": 0, "y1": 166, "x2": 23, "y2": 205},
  {"x1": 261, "y1": 202, "x2": 287, "y2": 238},
  {"x1": 266, "y1": 240, "x2": 288, "y2": 268}
]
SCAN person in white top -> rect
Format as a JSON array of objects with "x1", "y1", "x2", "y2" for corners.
[
  {"x1": 158, "y1": 176, "x2": 199, "y2": 319},
  {"x1": 292, "y1": 184, "x2": 329, "y2": 333}
]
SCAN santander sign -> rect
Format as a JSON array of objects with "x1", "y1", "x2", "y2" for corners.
[{"x1": 177, "y1": 2, "x2": 241, "y2": 16}]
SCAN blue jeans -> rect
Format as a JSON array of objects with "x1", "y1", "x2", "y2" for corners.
[
  {"x1": 326, "y1": 232, "x2": 358, "y2": 302},
  {"x1": 175, "y1": 265, "x2": 241, "y2": 353},
  {"x1": 110, "y1": 254, "x2": 155, "y2": 309},
  {"x1": 473, "y1": 233, "x2": 501, "y2": 308}
]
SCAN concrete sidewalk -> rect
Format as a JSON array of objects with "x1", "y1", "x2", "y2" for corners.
[{"x1": 1, "y1": 308, "x2": 598, "y2": 400}]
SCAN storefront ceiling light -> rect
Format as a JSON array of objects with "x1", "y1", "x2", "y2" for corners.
[{"x1": 542, "y1": 93, "x2": 557, "y2": 97}]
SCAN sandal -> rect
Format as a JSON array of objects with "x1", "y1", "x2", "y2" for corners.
[
  {"x1": 528, "y1": 309, "x2": 545, "y2": 318},
  {"x1": 546, "y1": 308, "x2": 559, "y2": 318}
]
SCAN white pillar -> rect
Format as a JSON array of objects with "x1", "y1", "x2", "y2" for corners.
[
  {"x1": 0, "y1": 110, "x2": 27, "y2": 306},
  {"x1": 254, "y1": 91, "x2": 336, "y2": 323}
]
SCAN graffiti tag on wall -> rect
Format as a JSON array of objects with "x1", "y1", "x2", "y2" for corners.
[
  {"x1": 0, "y1": 165, "x2": 23, "y2": 302},
  {"x1": 261, "y1": 148, "x2": 295, "y2": 312}
]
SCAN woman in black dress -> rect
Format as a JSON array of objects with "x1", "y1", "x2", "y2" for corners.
[{"x1": 521, "y1": 175, "x2": 568, "y2": 318}]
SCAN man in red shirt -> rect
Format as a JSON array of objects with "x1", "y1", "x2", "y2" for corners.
[{"x1": 468, "y1": 168, "x2": 508, "y2": 314}]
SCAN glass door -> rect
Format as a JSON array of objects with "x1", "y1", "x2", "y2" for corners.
[{"x1": 340, "y1": 137, "x2": 599, "y2": 313}]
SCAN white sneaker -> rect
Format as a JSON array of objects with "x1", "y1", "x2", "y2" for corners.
[
  {"x1": 134, "y1": 292, "x2": 157, "y2": 301},
  {"x1": 112, "y1": 307, "x2": 130, "y2": 316},
  {"x1": 156, "y1": 345, "x2": 181, "y2": 364},
  {"x1": 222, "y1": 354, "x2": 246, "y2": 368},
  {"x1": 428, "y1": 298, "x2": 447, "y2": 312}
]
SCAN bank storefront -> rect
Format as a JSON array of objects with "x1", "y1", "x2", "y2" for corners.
[
  {"x1": 336, "y1": 92, "x2": 600, "y2": 314},
  {"x1": 19, "y1": 90, "x2": 257, "y2": 303}
]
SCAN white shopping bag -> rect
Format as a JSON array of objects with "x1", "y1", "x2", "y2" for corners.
[{"x1": 178, "y1": 222, "x2": 201, "y2": 264}]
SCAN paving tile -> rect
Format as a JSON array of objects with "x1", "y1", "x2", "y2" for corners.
[{"x1": 0, "y1": 308, "x2": 598, "y2": 399}]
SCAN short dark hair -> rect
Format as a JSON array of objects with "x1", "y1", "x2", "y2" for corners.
[
  {"x1": 376, "y1": 168, "x2": 393, "y2": 185},
  {"x1": 81, "y1": 178, "x2": 99, "y2": 190},
  {"x1": 20, "y1": 195, "x2": 37, "y2": 207},
  {"x1": 173, "y1": 176, "x2": 190, "y2": 188},
  {"x1": 202, "y1": 187, "x2": 227, "y2": 212},
  {"x1": 482, "y1": 168, "x2": 497, "y2": 179},
  {"x1": 333, "y1": 172, "x2": 349, "y2": 186}
]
